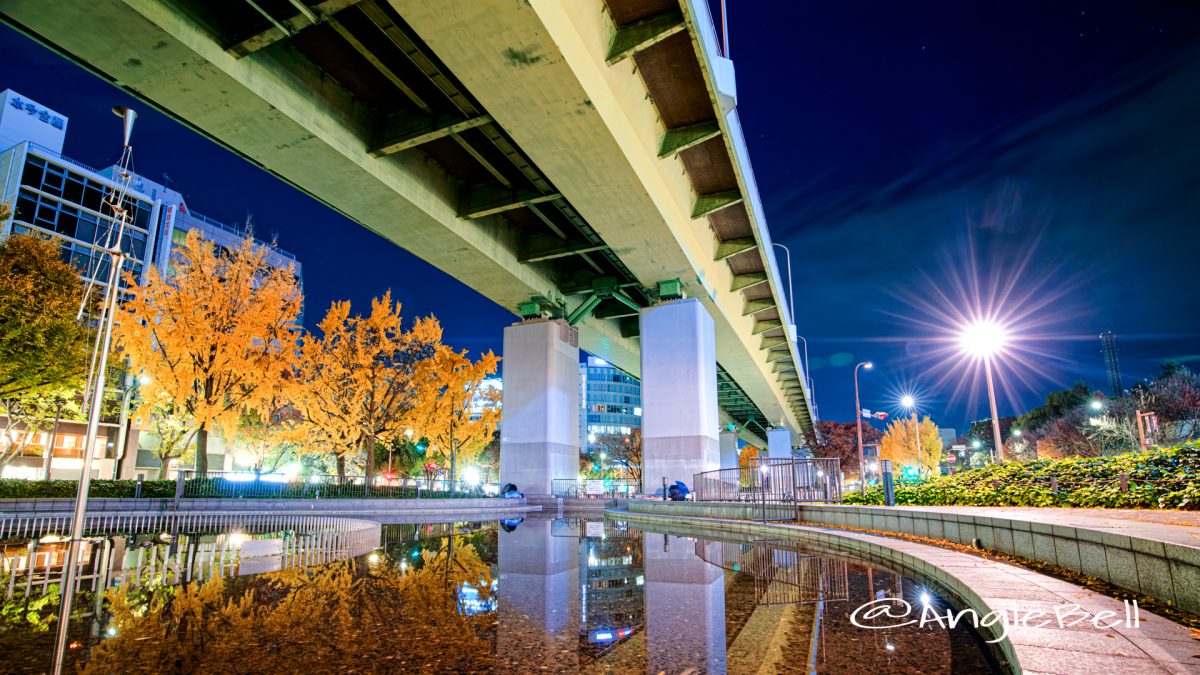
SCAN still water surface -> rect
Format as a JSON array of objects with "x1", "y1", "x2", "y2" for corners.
[{"x1": 1, "y1": 515, "x2": 1005, "y2": 673}]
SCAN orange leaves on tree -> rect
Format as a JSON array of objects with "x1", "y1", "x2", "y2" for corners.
[
  {"x1": 880, "y1": 414, "x2": 943, "y2": 477},
  {"x1": 114, "y1": 230, "x2": 302, "y2": 474},
  {"x1": 410, "y1": 346, "x2": 500, "y2": 482},
  {"x1": 298, "y1": 291, "x2": 442, "y2": 477}
]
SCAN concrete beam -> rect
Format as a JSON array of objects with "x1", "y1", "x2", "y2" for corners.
[
  {"x1": 225, "y1": 0, "x2": 361, "y2": 57},
  {"x1": 658, "y1": 119, "x2": 721, "y2": 158},
  {"x1": 605, "y1": 9, "x2": 685, "y2": 64},
  {"x1": 692, "y1": 189, "x2": 743, "y2": 218},
  {"x1": 371, "y1": 113, "x2": 493, "y2": 156}
]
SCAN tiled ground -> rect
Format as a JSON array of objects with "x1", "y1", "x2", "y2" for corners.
[{"x1": 619, "y1": 509, "x2": 1200, "y2": 675}]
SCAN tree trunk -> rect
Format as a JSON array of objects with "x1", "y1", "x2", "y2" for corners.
[
  {"x1": 336, "y1": 453, "x2": 346, "y2": 481},
  {"x1": 195, "y1": 423, "x2": 209, "y2": 477},
  {"x1": 157, "y1": 461, "x2": 168, "y2": 480},
  {"x1": 364, "y1": 432, "x2": 375, "y2": 479}
]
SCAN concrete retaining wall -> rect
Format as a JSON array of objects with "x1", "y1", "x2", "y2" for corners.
[
  {"x1": 795, "y1": 504, "x2": 1200, "y2": 616},
  {"x1": 628, "y1": 499, "x2": 796, "y2": 521}
]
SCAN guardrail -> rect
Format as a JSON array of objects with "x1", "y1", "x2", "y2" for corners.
[
  {"x1": 692, "y1": 457, "x2": 842, "y2": 504},
  {"x1": 551, "y1": 478, "x2": 639, "y2": 498},
  {"x1": 177, "y1": 471, "x2": 499, "y2": 500}
]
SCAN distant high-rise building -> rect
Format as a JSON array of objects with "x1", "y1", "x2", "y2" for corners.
[
  {"x1": 1100, "y1": 331, "x2": 1123, "y2": 396},
  {"x1": 579, "y1": 355, "x2": 641, "y2": 453}
]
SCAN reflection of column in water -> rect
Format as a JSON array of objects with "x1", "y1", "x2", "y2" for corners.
[
  {"x1": 496, "y1": 518, "x2": 579, "y2": 670},
  {"x1": 644, "y1": 534, "x2": 726, "y2": 674}
]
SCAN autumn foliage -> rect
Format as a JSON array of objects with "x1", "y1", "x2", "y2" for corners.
[
  {"x1": 298, "y1": 292, "x2": 442, "y2": 478},
  {"x1": 115, "y1": 230, "x2": 302, "y2": 475},
  {"x1": 880, "y1": 414, "x2": 943, "y2": 477}
]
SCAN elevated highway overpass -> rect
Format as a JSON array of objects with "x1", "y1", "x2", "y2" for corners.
[{"x1": 2, "y1": 0, "x2": 818, "y2": 491}]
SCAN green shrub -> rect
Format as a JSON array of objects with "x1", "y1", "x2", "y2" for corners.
[
  {"x1": 0, "y1": 478, "x2": 176, "y2": 499},
  {"x1": 843, "y1": 444, "x2": 1200, "y2": 510}
]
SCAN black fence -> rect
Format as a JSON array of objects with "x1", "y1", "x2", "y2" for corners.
[
  {"x1": 692, "y1": 457, "x2": 842, "y2": 504},
  {"x1": 176, "y1": 471, "x2": 500, "y2": 500}
]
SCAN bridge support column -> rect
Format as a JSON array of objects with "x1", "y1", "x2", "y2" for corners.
[
  {"x1": 767, "y1": 427, "x2": 793, "y2": 460},
  {"x1": 499, "y1": 319, "x2": 579, "y2": 496},
  {"x1": 719, "y1": 431, "x2": 739, "y2": 469},
  {"x1": 644, "y1": 533, "x2": 726, "y2": 673},
  {"x1": 640, "y1": 298, "x2": 719, "y2": 493}
]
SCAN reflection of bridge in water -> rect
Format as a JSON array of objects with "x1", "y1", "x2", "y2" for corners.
[{"x1": 1, "y1": 513, "x2": 380, "y2": 605}]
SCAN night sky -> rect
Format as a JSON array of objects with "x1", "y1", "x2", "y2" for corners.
[{"x1": 3, "y1": 1, "x2": 1199, "y2": 433}]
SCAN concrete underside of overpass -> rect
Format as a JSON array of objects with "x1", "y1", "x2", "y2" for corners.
[{"x1": 1, "y1": 0, "x2": 816, "y2": 446}]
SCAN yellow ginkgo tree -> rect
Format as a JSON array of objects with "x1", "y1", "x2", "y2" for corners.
[
  {"x1": 880, "y1": 414, "x2": 943, "y2": 478},
  {"x1": 298, "y1": 292, "x2": 442, "y2": 479},
  {"x1": 115, "y1": 230, "x2": 302, "y2": 476},
  {"x1": 411, "y1": 346, "x2": 500, "y2": 485}
]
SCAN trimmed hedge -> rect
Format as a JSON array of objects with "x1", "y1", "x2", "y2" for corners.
[
  {"x1": 0, "y1": 478, "x2": 176, "y2": 499},
  {"x1": 843, "y1": 444, "x2": 1200, "y2": 510}
]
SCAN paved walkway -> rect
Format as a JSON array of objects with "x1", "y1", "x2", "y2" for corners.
[
  {"x1": 897, "y1": 506, "x2": 1200, "y2": 549},
  {"x1": 622, "y1": 509, "x2": 1200, "y2": 674}
]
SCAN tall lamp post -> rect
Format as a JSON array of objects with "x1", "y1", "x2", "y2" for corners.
[
  {"x1": 772, "y1": 243, "x2": 813, "y2": 399},
  {"x1": 899, "y1": 395, "x2": 920, "y2": 477},
  {"x1": 958, "y1": 320, "x2": 1009, "y2": 462},
  {"x1": 854, "y1": 361, "x2": 874, "y2": 494}
]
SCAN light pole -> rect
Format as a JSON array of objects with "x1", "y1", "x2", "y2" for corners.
[
  {"x1": 958, "y1": 320, "x2": 1009, "y2": 462},
  {"x1": 854, "y1": 361, "x2": 874, "y2": 494},
  {"x1": 900, "y1": 395, "x2": 920, "y2": 477},
  {"x1": 773, "y1": 243, "x2": 813, "y2": 399},
  {"x1": 54, "y1": 105, "x2": 137, "y2": 675}
]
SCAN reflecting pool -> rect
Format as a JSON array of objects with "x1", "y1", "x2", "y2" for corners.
[{"x1": 2, "y1": 515, "x2": 1005, "y2": 673}]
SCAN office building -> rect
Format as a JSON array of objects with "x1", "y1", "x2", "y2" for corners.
[
  {"x1": 578, "y1": 355, "x2": 641, "y2": 453},
  {"x1": 0, "y1": 88, "x2": 302, "y2": 479}
]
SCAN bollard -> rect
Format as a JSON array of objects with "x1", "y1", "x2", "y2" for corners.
[
  {"x1": 662, "y1": 477, "x2": 668, "y2": 502},
  {"x1": 880, "y1": 460, "x2": 895, "y2": 507},
  {"x1": 135, "y1": 474, "x2": 144, "y2": 499},
  {"x1": 1120, "y1": 473, "x2": 1129, "y2": 493},
  {"x1": 1050, "y1": 477, "x2": 1058, "y2": 494}
]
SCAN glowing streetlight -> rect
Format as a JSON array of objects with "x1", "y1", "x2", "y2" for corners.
[
  {"x1": 854, "y1": 361, "x2": 874, "y2": 495},
  {"x1": 1011, "y1": 428, "x2": 1022, "y2": 437},
  {"x1": 1089, "y1": 400, "x2": 1104, "y2": 411},
  {"x1": 898, "y1": 394, "x2": 921, "y2": 477},
  {"x1": 957, "y1": 319, "x2": 1010, "y2": 462}
]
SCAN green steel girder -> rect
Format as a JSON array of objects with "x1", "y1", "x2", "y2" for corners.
[
  {"x1": 519, "y1": 239, "x2": 610, "y2": 263},
  {"x1": 693, "y1": 190, "x2": 744, "y2": 218},
  {"x1": 459, "y1": 183, "x2": 561, "y2": 219},
  {"x1": 752, "y1": 319, "x2": 783, "y2": 335},
  {"x1": 606, "y1": 9, "x2": 686, "y2": 64},
  {"x1": 715, "y1": 237, "x2": 756, "y2": 261},
  {"x1": 732, "y1": 272, "x2": 768, "y2": 291},
  {"x1": 760, "y1": 335, "x2": 787, "y2": 349},
  {"x1": 742, "y1": 298, "x2": 777, "y2": 316},
  {"x1": 371, "y1": 112, "x2": 492, "y2": 156},
  {"x1": 566, "y1": 294, "x2": 603, "y2": 325},
  {"x1": 658, "y1": 119, "x2": 721, "y2": 158}
]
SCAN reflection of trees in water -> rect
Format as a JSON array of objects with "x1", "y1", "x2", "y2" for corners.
[{"x1": 83, "y1": 544, "x2": 497, "y2": 673}]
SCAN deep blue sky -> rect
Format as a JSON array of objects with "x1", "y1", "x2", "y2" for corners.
[{"x1": 3, "y1": 1, "x2": 1199, "y2": 431}]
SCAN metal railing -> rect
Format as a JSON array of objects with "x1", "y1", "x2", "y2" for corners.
[
  {"x1": 0, "y1": 513, "x2": 381, "y2": 602},
  {"x1": 177, "y1": 470, "x2": 499, "y2": 500},
  {"x1": 551, "y1": 478, "x2": 639, "y2": 499},
  {"x1": 692, "y1": 457, "x2": 842, "y2": 504}
]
